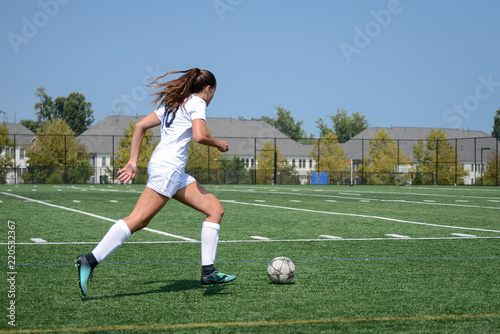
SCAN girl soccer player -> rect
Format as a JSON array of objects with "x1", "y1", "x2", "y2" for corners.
[{"x1": 76, "y1": 68, "x2": 235, "y2": 297}]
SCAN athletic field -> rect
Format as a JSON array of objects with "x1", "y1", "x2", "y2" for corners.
[{"x1": 1, "y1": 184, "x2": 500, "y2": 333}]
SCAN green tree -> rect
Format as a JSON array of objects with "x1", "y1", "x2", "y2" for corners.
[
  {"x1": 0, "y1": 122, "x2": 15, "y2": 183},
  {"x1": 22, "y1": 87, "x2": 95, "y2": 135},
  {"x1": 492, "y1": 107, "x2": 500, "y2": 139},
  {"x1": 330, "y1": 109, "x2": 368, "y2": 143},
  {"x1": 412, "y1": 129, "x2": 467, "y2": 185},
  {"x1": 256, "y1": 140, "x2": 296, "y2": 184},
  {"x1": 315, "y1": 117, "x2": 333, "y2": 138},
  {"x1": 62, "y1": 92, "x2": 95, "y2": 135},
  {"x1": 250, "y1": 107, "x2": 311, "y2": 141},
  {"x1": 483, "y1": 150, "x2": 499, "y2": 186},
  {"x1": 74, "y1": 159, "x2": 94, "y2": 184},
  {"x1": 23, "y1": 119, "x2": 90, "y2": 183},
  {"x1": 361, "y1": 129, "x2": 410, "y2": 185},
  {"x1": 309, "y1": 132, "x2": 349, "y2": 173},
  {"x1": 110, "y1": 121, "x2": 158, "y2": 183}
]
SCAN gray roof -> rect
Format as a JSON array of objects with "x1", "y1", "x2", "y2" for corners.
[
  {"x1": 5, "y1": 123, "x2": 35, "y2": 145},
  {"x1": 342, "y1": 127, "x2": 498, "y2": 162},
  {"x1": 78, "y1": 116, "x2": 314, "y2": 157}
]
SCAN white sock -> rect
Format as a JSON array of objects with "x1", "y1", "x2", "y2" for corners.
[
  {"x1": 92, "y1": 219, "x2": 131, "y2": 263},
  {"x1": 201, "y1": 221, "x2": 220, "y2": 266}
]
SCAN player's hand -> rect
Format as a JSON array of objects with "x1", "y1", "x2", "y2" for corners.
[
  {"x1": 117, "y1": 161, "x2": 137, "y2": 184},
  {"x1": 217, "y1": 140, "x2": 229, "y2": 152}
]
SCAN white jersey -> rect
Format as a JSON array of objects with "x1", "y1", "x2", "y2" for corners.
[{"x1": 149, "y1": 94, "x2": 206, "y2": 172}]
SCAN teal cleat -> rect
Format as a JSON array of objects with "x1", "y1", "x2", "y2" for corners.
[
  {"x1": 75, "y1": 255, "x2": 94, "y2": 297},
  {"x1": 201, "y1": 270, "x2": 236, "y2": 286}
]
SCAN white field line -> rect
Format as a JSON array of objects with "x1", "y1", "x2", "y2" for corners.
[
  {"x1": 218, "y1": 186, "x2": 500, "y2": 201},
  {"x1": 3, "y1": 236, "x2": 500, "y2": 246},
  {"x1": 217, "y1": 189, "x2": 500, "y2": 210},
  {"x1": 0, "y1": 192, "x2": 197, "y2": 242},
  {"x1": 220, "y1": 200, "x2": 500, "y2": 233}
]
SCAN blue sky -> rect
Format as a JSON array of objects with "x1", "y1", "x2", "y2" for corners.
[{"x1": 1, "y1": 0, "x2": 499, "y2": 137}]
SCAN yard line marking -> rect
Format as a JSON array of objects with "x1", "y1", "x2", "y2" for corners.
[
  {"x1": 385, "y1": 234, "x2": 411, "y2": 239},
  {"x1": 254, "y1": 200, "x2": 266, "y2": 202},
  {"x1": 220, "y1": 200, "x2": 500, "y2": 233},
  {"x1": 451, "y1": 233, "x2": 477, "y2": 238},
  {"x1": 319, "y1": 235, "x2": 343, "y2": 239},
  {"x1": 1, "y1": 313, "x2": 500, "y2": 333},
  {"x1": 218, "y1": 189, "x2": 500, "y2": 210},
  {"x1": 0, "y1": 192, "x2": 197, "y2": 242},
  {"x1": 325, "y1": 200, "x2": 336, "y2": 202},
  {"x1": 2, "y1": 236, "x2": 500, "y2": 246},
  {"x1": 30, "y1": 238, "x2": 47, "y2": 243},
  {"x1": 250, "y1": 236, "x2": 271, "y2": 240}
]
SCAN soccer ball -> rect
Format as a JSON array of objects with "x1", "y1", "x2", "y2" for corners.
[{"x1": 267, "y1": 256, "x2": 295, "y2": 284}]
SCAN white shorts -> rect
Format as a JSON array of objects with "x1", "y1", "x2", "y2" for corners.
[{"x1": 146, "y1": 164, "x2": 196, "y2": 198}]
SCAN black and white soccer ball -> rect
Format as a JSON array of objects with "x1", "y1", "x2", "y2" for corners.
[{"x1": 267, "y1": 256, "x2": 295, "y2": 284}]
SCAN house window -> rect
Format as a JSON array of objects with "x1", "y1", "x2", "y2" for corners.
[
  {"x1": 292, "y1": 159, "x2": 295, "y2": 166},
  {"x1": 20, "y1": 149, "x2": 24, "y2": 159},
  {"x1": 309, "y1": 159, "x2": 313, "y2": 168},
  {"x1": 102, "y1": 157, "x2": 107, "y2": 167}
]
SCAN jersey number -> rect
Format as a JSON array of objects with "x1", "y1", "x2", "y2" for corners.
[{"x1": 163, "y1": 110, "x2": 176, "y2": 130}]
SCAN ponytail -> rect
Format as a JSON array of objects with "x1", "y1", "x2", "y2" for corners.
[{"x1": 149, "y1": 68, "x2": 216, "y2": 111}]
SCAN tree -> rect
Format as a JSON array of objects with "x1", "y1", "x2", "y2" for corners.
[
  {"x1": 62, "y1": 92, "x2": 95, "y2": 136},
  {"x1": 309, "y1": 132, "x2": 349, "y2": 173},
  {"x1": 483, "y1": 150, "x2": 499, "y2": 186},
  {"x1": 250, "y1": 107, "x2": 311, "y2": 141},
  {"x1": 110, "y1": 121, "x2": 158, "y2": 183},
  {"x1": 22, "y1": 87, "x2": 95, "y2": 135},
  {"x1": 412, "y1": 128, "x2": 467, "y2": 185},
  {"x1": 23, "y1": 119, "x2": 90, "y2": 183},
  {"x1": 492, "y1": 107, "x2": 500, "y2": 139},
  {"x1": 256, "y1": 140, "x2": 296, "y2": 184},
  {"x1": 330, "y1": 109, "x2": 368, "y2": 143},
  {"x1": 361, "y1": 129, "x2": 410, "y2": 185},
  {"x1": 186, "y1": 137, "x2": 222, "y2": 183},
  {"x1": 315, "y1": 117, "x2": 333, "y2": 138},
  {"x1": 0, "y1": 121, "x2": 15, "y2": 183}
]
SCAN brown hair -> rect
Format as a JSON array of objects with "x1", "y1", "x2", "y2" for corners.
[{"x1": 149, "y1": 68, "x2": 216, "y2": 111}]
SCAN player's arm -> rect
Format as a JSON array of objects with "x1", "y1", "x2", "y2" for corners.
[
  {"x1": 192, "y1": 118, "x2": 229, "y2": 152},
  {"x1": 117, "y1": 112, "x2": 161, "y2": 183}
]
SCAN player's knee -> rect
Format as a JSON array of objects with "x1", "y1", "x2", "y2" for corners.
[{"x1": 209, "y1": 202, "x2": 225, "y2": 222}]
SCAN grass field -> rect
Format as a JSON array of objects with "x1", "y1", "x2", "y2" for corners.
[{"x1": 1, "y1": 184, "x2": 500, "y2": 333}]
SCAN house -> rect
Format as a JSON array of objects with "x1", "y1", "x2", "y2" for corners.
[
  {"x1": 78, "y1": 116, "x2": 315, "y2": 184},
  {"x1": 341, "y1": 127, "x2": 498, "y2": 185},
  {"x1": 2, "y1": 123, "x2": 35, "y2": 184}
]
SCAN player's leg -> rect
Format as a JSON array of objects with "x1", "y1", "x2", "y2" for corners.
[
  {"x1": 76, "y1": 187, "x2": 168, "y2": 296},
  {"x1": 173, "y1": 180, "x2": 235, "y2": 285}
]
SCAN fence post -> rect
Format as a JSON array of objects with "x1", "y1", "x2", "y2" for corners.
[
  {"x1": 361, "y1": 139, "x2": 364, "y2": 185},
  {"x1": 273, "y1": 138, "x2": 277, "y2": 185},
  {"x1": 208, "y1": 146, "x2": 211, "y2": 184},
  {"x1": 64, "y1": 134, "x2": 68, "y2": 184},
  {"x1": 13, "y1": 134, "x2": 17, "y2": 184},
  {"x1": 254, "y1": 137, "x2": 257, "y2": 185},
  {"x1": 455, "y1": 138, "x2": 458, "y2": 185},
  {"x1": 496, "y1": 138, "x2": 499, "y2": 186},
  {"x1": 435, "y1": 139, "x2": 439, "y2": 185},
  {"x1": 112, "y1": 135, "x2": 115, "y2": 184},
  {"x1": 474, "y1": 137, "x2": 477, "y2": 185}
]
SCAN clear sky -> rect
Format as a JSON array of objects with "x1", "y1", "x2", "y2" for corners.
[{"x1": 1, "y1": 0, "x2": 499, "y2": 137}]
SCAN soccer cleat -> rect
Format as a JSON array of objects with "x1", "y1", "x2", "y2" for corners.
[
  {"x1": 75, "y1": 254, "x2": 94, "y2": 297},
  {"x1": 201, "y1": 270, "x2": 236, "y2": 286}
]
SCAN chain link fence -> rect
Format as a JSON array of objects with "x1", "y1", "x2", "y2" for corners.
[{"x1": 1, "y1": 133, "x2": 499, "y2": 186}]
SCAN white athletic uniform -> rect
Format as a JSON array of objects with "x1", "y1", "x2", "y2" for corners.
[{"x1": 146, "y1": 94, "x2": 206, "y2": 197}]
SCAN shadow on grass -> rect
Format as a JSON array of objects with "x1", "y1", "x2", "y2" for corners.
[{"x1": 82, "y1": 279, "x2": 233, "y2": 301}]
